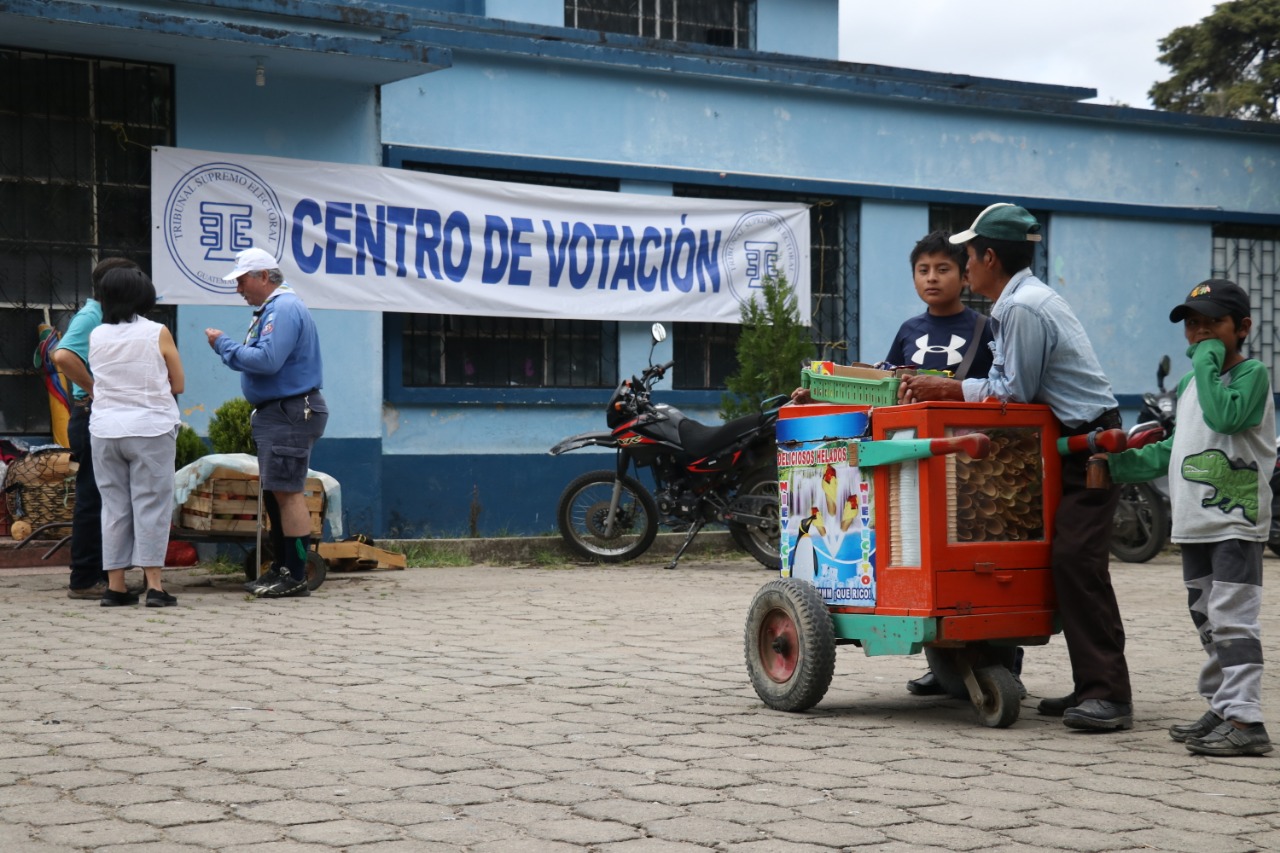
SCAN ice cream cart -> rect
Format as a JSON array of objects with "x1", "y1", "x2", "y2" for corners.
[{"x1": 744, "y1": 372, "x2": 1124, "y2": 728}]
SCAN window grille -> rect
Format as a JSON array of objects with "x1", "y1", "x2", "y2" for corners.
[
  {"x1": 671, "y1": 187, "x2": 850, "y2": 389},
  {"x1": 0, "y1": 47, "x2": 174, "y2": 433},
  {"x1": 1213, "y1": 225, "x2": 1280, "y2": 390},
  {"x1": 565, "y1": 0, "x2": 755, "y2": 49},
  {"x1": 392, "y1": 162, "x2": 620, "y2": 389}
]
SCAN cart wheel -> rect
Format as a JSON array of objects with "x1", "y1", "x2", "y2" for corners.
[
  {"x1": 244, "y1": 547, "x2": 328, "y2": 591},
  {"x1": 744, "y1": 579, "x2": 835, "y2": 712},
  {"x1": 925, "y1": 645, "x2": 1017, "y2": 701},
  {"x1": 972, "y1": 664, "x2": 1022, "y2": 728}
]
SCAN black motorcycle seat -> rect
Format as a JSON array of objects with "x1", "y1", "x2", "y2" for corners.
[{"x1": 678, "y1": 413, "x2": 768, "y2": 459}]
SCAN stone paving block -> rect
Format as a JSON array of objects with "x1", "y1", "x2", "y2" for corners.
[
  {"x1": 285, "y1": 818, "x2": 401, "y2": 845},
  {"x1": 599, "y1": 838, "x2": 723, "y2": 853},
  {"x1": 644, "y1": 815, "x2": 763, "y2": 845},
  {"x1": 402, "y1": 815, "x2": 512, "y2": 845},
  {"x1": 116, "y1": 800, "x2": 227, "y2": 826},
  {"x1": 184, "y1": 784, "x2": 286, "y2": 805},
  {"x1": 1001, "y1": 823, "x2": 1144, "y2": 852},
  {"x1": 510, "y1": 780, "x2": 614, "y2": 806},
  {"x1": 572, "y1": 797, "x2": 684, "y2": 826},
  {"x1": 526, "y1": 816, "x2": 642, "y2": 845},
  {"x1": 397, "y1": 783, "x2": 504, "y2": 806},
  {"x1": 685, "y1": 799, "x2": 797, "y2": 825},
  {"x1": 232, "y1": 800, "x2": 345, "y2": 825},
  {"x1": 166, "y1": 819, "x2": 282, "y2": 847},
  {"x1": 74, "y1": 784, "x2": 180, "y2": 806},
  {"x1": 1118, "y1": 827, "x2": 1261, "y2": 853},
  {"x1": 38, "y1": 818, "x2": 164, "y2": 847},
  {"x1": 3, "y1": 799, "x2": 107, "y2": 825},
  {"x1": 0, "y1": 782, "x2": 62, "y2": 806},
  {"x1": 790, "y1": 799, "x2": 915, "y2": 828},
  {"x1": 767, "y1": 817, "x2": 891, "y2": 848}
]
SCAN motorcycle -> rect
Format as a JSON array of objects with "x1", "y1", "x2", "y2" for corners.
[
  {"x1": 1110, "y1": 355, "x2": 1175, "y2": 563},
  {"x1": 549, "y1": 323, "x2": 787, "y2": 571}
]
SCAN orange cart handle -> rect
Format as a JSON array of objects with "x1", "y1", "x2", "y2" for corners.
[{"x1": 1056, "y1": 428, "x2": 1127, "y2": 455}]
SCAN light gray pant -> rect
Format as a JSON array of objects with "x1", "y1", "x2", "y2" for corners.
[
  {"x1": 92, "y1": 430, "x2": 176, "y2": 570},
  {"x1": 1181, "y1": 540, "x2": 1265, "y2": 725}
]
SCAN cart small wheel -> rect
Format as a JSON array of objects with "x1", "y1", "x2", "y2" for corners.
[
  {"x1": 305, "y1": 549, "x2": 327, "y2": 591},
  {"x1": 973, "y1": 664, "x2": 1022, "y2": 728},
  {"x1": 744, "y1": 578, "x2": 835, "y2": 712}
]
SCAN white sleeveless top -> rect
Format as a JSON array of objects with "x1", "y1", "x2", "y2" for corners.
[{"x1": 88, "y1": 317, "x2": 181, "y2": 439}]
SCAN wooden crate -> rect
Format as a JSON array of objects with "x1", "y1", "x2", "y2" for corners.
[{"x1": 179, "y1": 468, "x2": 324, "y2": 537}]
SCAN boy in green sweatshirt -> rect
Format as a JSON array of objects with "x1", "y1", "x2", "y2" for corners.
[{"x1": 1107, "y1": 279, "x2": 1273, "y2": 756}]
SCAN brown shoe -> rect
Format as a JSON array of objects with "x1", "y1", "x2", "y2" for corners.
[{"x1": 67, "y1": 582, "x2": 107, "y2": 600}]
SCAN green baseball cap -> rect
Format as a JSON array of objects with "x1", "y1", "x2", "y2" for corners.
[{"x1": 950, "y1": 203, "x2": 1043, "y2": 244}]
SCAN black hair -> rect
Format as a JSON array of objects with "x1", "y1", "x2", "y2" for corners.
[
  {"x1": 909, "y1": 230, "x2": 967, "y2": 269},
  {"x1": 968, "y1": 235, "x2": 1035, "y2": 276},
  {"x1": 90, "y1": 256, "x2": 139, "y2": 300},
  {"x1": 99, "y1": 267, "x2": 157, "y2": 324}
]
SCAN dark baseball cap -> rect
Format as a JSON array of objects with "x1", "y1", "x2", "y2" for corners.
[
  {"x1": 1169, "y1": 279, "x2": 1251, "y2": 322},
  {"x1": 949, "y1": 203, "x2": 1043, "y2": 244}
]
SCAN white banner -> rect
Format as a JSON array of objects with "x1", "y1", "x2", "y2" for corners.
[{"x1": 151, "y1": 147, "x2": 811, "y2": 324}]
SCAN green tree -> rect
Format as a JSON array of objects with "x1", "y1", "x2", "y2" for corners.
[
  {"x1": 720, "y1": 274, "x2": 815, "y2": 418},
  {"x1": 175, "y1": 424, "x2": 208, "y2": 470},
  {"x1": 1150, "y1": 0, "x2": 1280, "y2": 121}
]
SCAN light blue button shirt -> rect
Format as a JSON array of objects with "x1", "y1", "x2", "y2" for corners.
[{"x1": 961, "y1": 269, "x2": 1117, "y2": 428}]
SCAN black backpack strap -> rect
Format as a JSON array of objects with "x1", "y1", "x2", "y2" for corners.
[{"x1": 954, "y1": 313, "x2": 987, "y2": 381}]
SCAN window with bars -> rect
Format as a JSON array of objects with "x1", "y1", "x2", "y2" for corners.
[
  {"x1": 391, "y1": 163, "x2": 620, "y2": 389},
  {"x1": 1213, "y1": 224, "x2": 1280, "y2": 391},
  {"x1": 0, "y1": 47, "x2": 174, "y2": 434},
  {"x1": 671, "y1": 187, "x2": 850, "y2": 389},
  {"x1": 929, "y1": 204, "x2": 1050, "y2": 315},
  {"x1": 565, "y1": 0, "x2": 755, "y2": 48}
]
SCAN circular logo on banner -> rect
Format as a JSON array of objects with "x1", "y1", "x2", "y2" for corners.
[
  {"x1": 163, "y1": 162, "x2": 285, "y2": 294},
  {"x1": 723, "y1": 210, "x2": 801, "y2": 307}
]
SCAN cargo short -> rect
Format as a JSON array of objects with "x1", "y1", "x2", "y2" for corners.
[{"x1": 251, "y1": 390, "x2": 329, "y2": 491}]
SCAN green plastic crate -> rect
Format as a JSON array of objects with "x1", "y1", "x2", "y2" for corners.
[{"x1": 800, "y1": 368, "x2": 900, "y2": 406}]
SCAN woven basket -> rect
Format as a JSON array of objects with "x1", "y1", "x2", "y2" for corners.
[{"x1": 3, "y1": 447, "x2": 76, "y2": 528}]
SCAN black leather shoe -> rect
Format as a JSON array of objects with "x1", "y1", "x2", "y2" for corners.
[
  {"x1": 906, "y1": 671, "x2": 946, "y2": 696},
  {"x1": 1036, "y1": 693, "x2": 1078, "y2": 716},
  {"x1": 1185, "y1": 721, "x2": 1273, "y2": 756},
  {"x1": 1063, "y1": 698, "x2": 1133, "y2": 731},
  {"x1": 1170, "y1": 710, "x2": 1223, "y2": 743},
  {"x1": 100, "y1": 589, "x2": 139, "y2": 607}
]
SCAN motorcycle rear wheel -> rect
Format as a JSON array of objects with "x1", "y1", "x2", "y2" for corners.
[
  {"x1": 557, "y1": 470, "x2": 659, "y2": 563},
  {"x1": 728, "y1": 467, "x2": 783, "y2": 570},
  {"x1": 1109, "y1": 482, "x2": 1169, "y2": 564}
]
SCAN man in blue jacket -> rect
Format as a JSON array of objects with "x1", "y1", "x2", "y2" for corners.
[{"x1": 206, "y1": 247, "x2": 328, "y2": 599}]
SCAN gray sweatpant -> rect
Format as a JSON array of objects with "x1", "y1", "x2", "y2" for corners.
[
  {"x1": 92, "y1": 431, "x2": 176, "y2": 570},
  {"x1": 1181, "y1": 539, "x2": 1265, "y2": 725}
]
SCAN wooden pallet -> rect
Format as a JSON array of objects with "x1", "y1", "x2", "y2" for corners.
[{"x1": 317, "y1": 541, "x2": 406, "y2": 571}]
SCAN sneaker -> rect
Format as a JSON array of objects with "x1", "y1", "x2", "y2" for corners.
[
  {"x1": 254, "y1": 573, "x2": 309, "y2": 598},
  {"x1": 145, "y1": 589, "x2": 178, "y2": 608},
  {"x1": 1037, "y1": 692, "x2": 1078, "y2": 717},
  {"x1": 68, "y1": 582, "x2": 107, "y2": 600},
  {"x1": 1170, "y1": 710, "x2": 1224, "y2": 743},
  {"x1": 1063, "y1": 698, "x2": 1133, "y2": 731},
  {"x1": 100, "y1": 588, "x2": 139, "y2": 607},
  {"x1": 906, "y1": 671, "x2": 946, "y2": 696},
  {"x1": 243, "y1": 566, "x2": 283, "y2": 593},
  {"x1": 1186, "y1": 721, "x2": 1273, "y2": 757}
]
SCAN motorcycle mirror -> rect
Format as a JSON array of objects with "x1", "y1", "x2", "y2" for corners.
[
  {"x1": 1157, "y1": 354, "x2": 1171, "y2": 390},
  {"x1": 651, "y1": 323, "x2": 667, "y2": 344}
]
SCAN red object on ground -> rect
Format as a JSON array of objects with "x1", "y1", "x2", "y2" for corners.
[{"x1": 165, "y1": 540, "x2": 198, "y2": 566}]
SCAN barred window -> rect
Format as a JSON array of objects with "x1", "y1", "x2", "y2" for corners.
[
  {"x1": 391, "y1": 163, "x2": 620, "y2": 389},
  {"x1": 0, "y1": 48, "x2": 174, "y2": 434},
  {"x1": 670, "y1": 187, "x2": 848, "y2": 390},
  {"x1": 565, "y1": 0, "x2": 755, "y2": 49},
  {"x1": 929, "y1": 205, "x2": 1050, "y2": 316},
  {"x1": 1214, "y1": 224, "x2": 1280, "y2": 390}
]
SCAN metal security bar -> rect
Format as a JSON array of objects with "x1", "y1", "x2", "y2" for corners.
[
  {"x1": 565, "y1": 0, "x2": 755, "y2": 49},
  {"x1": 671, "y1": 187, "x2": 854, "y2": 389},
  {"x1": 394, "y1": 162, "x2": 621, "y2": 388},
  {"x1": 1214, "y1": 226, "x2": 1280, "y2": 390},
  {"x1": 0, "y1": 47, "x2": 174, "y2": 433}
]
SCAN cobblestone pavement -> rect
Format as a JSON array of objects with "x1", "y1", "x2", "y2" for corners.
[{"x1": 0, "y1": 551, "x2": 1277, "y2": 853}]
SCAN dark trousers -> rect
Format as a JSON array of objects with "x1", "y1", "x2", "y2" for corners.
[
  {"x1": 67, "y1": 404, "x2": 105, "y2": 589},
  {"x1": 1050, "y1": 452, "x2": 1132, "y2": 703}
]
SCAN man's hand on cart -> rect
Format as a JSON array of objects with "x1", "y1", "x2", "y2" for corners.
[{"x1": 897, "y1": 373, "x2": 964, "y2": 404}]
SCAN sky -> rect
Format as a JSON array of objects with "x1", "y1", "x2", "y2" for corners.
[{"x1": 837, "y1": 0, "x2": 1222, "y2": 109}]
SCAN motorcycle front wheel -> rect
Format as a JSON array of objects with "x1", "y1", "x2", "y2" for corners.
[
  {"x1": 557, "y1": 470, "x2": 659, "y2": 563},
  {"x1": 728, "y1": 467, "x2": 783, "y2": 570},
  {"x1": 1109, "y1": 482, "x2": 1169, "y2": 563}
]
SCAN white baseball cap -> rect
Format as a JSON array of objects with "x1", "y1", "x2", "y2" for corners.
[{"x1": 222, "y1": 247, "x2": 280, "y2": 281}]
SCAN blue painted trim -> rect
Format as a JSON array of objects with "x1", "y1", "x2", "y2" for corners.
[{"x1": 384, "y1": 145, "x2": 1280, "y2": 227}]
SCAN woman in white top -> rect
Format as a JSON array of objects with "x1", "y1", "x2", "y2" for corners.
[{"x1": 89, "y1": 268, "x2": 184, "y2": 607}]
